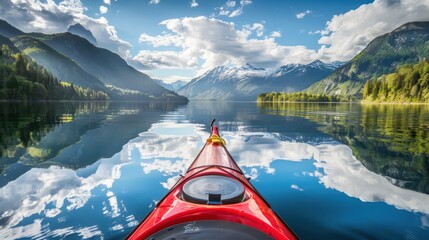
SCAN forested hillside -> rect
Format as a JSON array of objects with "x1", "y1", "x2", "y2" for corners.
[
  {"x1": 0, "y1": 20, "x2": 188, "y2": 102},
  {"x1": 0, "y1": 45, "x2": 109, "y2": 101},
  {"x1": 362, "y1": 60, "x2": 429, "y2": 102},
  {"x1": 306, "y1": 22, "x2": 429, "y2": 99},
  {"x1": 257, "y1": 92, "x2": 341, "y2": 102}
]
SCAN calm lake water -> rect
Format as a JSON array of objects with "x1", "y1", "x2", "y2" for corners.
[{"x1": 1, "y1": 101, "x2": 429, "y2": 239}]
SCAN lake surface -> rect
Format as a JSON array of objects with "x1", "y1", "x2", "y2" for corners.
[{"x1": 1, "y1": 101, "x2": 429, "y2": 239}]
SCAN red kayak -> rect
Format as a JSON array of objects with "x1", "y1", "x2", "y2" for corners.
[{"x1": 128, "y1": 120, "x2": 297, "y2": 240}]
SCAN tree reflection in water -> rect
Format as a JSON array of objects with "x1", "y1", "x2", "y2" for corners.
[{"x1": 258, "y1": 102, "x2": 429, "y2": 194}]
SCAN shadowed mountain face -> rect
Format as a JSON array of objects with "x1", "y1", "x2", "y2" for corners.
[
  {"x1": 178, "y1": 61, "x2": 340, "y2": 101},
  {"x1": 0, "y1": 19, "x2": 23, "y2": 38},
  {"x1": 1, "y1": 19, "x2": 106, "y2": 91},
  {"x1": 306, "y1": 21, "x2": 429, "y2": 99},
  {"x1": 0, "y1": 19, "x2": 188, "y2": 102},
  {"x1": 67, "y1": 23, "x2": 97, "y2": 45},
  {"x1": 32, "y1": 32, "x2": 167, "y2": 95}
]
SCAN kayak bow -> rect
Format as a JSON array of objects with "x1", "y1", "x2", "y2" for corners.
[{"x1": 128, "y1": 120, "x2": 297, "y2": 240}]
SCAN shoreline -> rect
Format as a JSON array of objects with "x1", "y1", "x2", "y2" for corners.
[{"x1": 257, "y1": 100, "x2": 429, "y2": 105}]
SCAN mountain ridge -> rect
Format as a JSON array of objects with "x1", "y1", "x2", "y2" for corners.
[
  {"x1": 12, "y1": 34, "x2": 106, "y2": 91},
  {"x1": 178, "y1": 61, "x2": 341, "y2": 100},
  {"x1": 32, "y1": 32, "x2": 169, "y2": 95},
  {"x1": 0, "y1": 20, "x2": 188, "y2": 102},
  {"x1": 305, "y1": 21, "x2": 429, "y2": 99},
  {"x1": 154, "y1": 79, "x2": 188, "y2": 91},
  {"x1": 67, "y1": 23, "x2": 97, "y2": 45},
  {"x1": 0, "y1": 19, "x2": 23, "y2": 38}
]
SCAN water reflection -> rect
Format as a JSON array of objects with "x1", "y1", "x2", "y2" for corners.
[
  {"x1": 1, "y1": 102, "x2": 428, "y2": 239},
  {"x1": 127, "y1": 121, "x2": 429, "y2": 214},
  {"x1": 128, "y1": 120, "x2": 429, "y2": 238},
  {"x1": 0, "y1": 102, "x2": 185, "y2": 185},
  {"x1": 175, "y1": 101, "x2": 337, "y2": 144},
  {"x1": 0, "y1": 158, "x2": 122, "y2": 237},
  {"x1": 0, "y1": 102, "x2": 187, "y2": 239},
  {"x1": 258, "y1": 102, "x2": 429, "y2": 194}
]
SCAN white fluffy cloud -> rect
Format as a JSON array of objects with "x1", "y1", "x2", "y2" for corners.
[
  {"x1": 133, "y1": 50, "x2": 198, "y2": 70},
  {"x1": 0, "y1": 0, "x2": 131, "y2": 57},
  {"x1": 136, "y1": 16, "x2": 317, "y2": 71},
  {"x1": 100, "y1": 5, "x2": 108, "y2": 14},
  {"x1": 137, "y1": 0, "x2": 429, "y2": 73},
  {"x1": 296, "y1": 10, "x2": 311, "y2": 19},
  {"x1": 218, "y1": 0, "x2": 252, "y2": 18},
  {"x1": 317, "y1": 0, "x2": 429, "y2": 62},
  {"x1": 4, "y1": 0, "x2": 429, "y2": 77},
  {"x1": 190, "y1": 0, "x2": 198, "y2": 8},
  {"x1": 270, "y1": 31, "x2": 281, "y2": 38},
  {"x1": 243, "y1": 23, "x2": 264, "y2": 37},
  {"x1": 139, "y1": 33, "x2": 182, "y2": 47},
  {"x1": 149, "y1": 0, "x2": 160, "y2": 4},
  {"x1": 291, "y1": 184, "x2": 303, "y2": 191},
  {"x1": 226, "y1": 0, "x2": 236, "y2": 8}
]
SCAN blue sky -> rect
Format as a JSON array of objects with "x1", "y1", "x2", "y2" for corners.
[
  {"x1": 1, "y1": 0, "x2": 429, "y2": 82},
  {"x1": 82, "y1": 0, "x2": 372, "y2": 52}
]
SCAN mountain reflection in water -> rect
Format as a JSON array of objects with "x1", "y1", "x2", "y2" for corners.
[{"x1": 0, "y1": 102, "x2": 428, "y2": 239}]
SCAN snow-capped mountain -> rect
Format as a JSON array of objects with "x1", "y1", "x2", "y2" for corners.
[
  {"x1": 239, "y1": 63, "x2": 266, "y2": 71},
  {"x1": 193, "y1": 64, "x2": 267, "y2": 84},
  {"x1": 154, "y1": 79, "x2": 188, "y2": 91},
  {"x1": 269, "y1": 60, "x2": 344, "y2": 77},
  {"x1": 178, "y1": 61, "x2": 342, "y2": 101},
  {"x1": 330, "y1": 61, "x2": 346, "y2": 69},
  {"x1": 307, "y1": 59, "x2": 342, "y2": 71}
]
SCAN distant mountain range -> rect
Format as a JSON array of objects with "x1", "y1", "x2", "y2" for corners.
[
  {"x1": 181, "y1": 21, "x2": 429, "y2": 102},
  {"x1": 306, "y1": 21, "x2": 429, "y2": 99},
  {"x1": 178, "y1": 61, "x2": 343, "y2": 101},
  {"x1": 3, "y1": 17, "x2": 427, "y2": 102},
  {"x1": 0, "y1": 19, "x2": 188, "y2": 102},
  {"x1": 154, "y1": 79, "x2": 188, "y2": 92}
]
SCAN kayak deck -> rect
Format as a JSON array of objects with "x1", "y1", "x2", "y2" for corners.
[
  {"x1": 127, "y1": 125, "x2": 297, "y2": 240},
  {"x1": 146, "y1": 220, "x2": 277, "y2": 239}
]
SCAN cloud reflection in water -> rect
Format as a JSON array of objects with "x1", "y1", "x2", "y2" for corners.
[
  {"x1": 0, "y1": 144, "x2": 132, "y2": 238},
  {"x1": 1, "y1": 120, "x2": 429, "y2": 239},
  {"x1": 131, "y1": 122, "x2": 429, "y2": 215}
]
